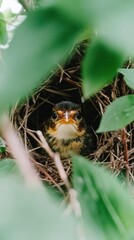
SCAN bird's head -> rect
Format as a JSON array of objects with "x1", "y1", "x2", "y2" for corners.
[{"x1": 48, "y1": 101, "x2": 85, "y2": 140}]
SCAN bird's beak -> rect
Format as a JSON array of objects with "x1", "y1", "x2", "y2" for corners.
[
  {"x1": 65, "y1": 111, "x2": 69, "y2": 122},
  {"x1": 56, "y1": 110, "x2": 77, "y2": 124}
]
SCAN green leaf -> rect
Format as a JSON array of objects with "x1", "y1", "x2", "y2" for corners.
[
  {"x1": 0, "y1": 7, "x2": 83, "y2": 113},
  {"x1": 0, "y1": 159, "x2": 19, "y2": 175},
  {"x1": 41, "y1": 0, "x2": 134, "y2": 57},
  {"x1": 73, "y1": 156, "x2": 134, "y2": 240},
  {"x1": 118, "y1": 68, "x2": 134, "y2": 89},
  {"x1": 0, "y1": 12, "x2": 8, "y2": 45},
  {"x1": 82, "y1": 40, "x2": 123, "y2": 97},
  {"x1": 40, "y1": 0, "x2": 122, "y2": 29},
  {"x1": 0, "y1": 174, "x2": 77, "y2": 240},
  {"x1": 39, "y1": 0, "x2": 91, "y2": 26},
  {"x1": 97, "y1": 95, "x2": 134, "y2": 132},
  {"x1": 97, "y1": 4, "x2": 134, "y2": 56}
]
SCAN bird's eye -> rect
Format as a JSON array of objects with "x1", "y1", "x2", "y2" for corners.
[
  {"x1": 75, "y1": 111, "x2": 82, "y2": 120},
  {"x1": 52, "y1": 111, "x2": 58, "y2": 120}
]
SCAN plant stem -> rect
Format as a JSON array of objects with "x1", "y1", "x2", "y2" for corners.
[{"x1": 122, "y1": 128, "x2": 129, "y2": 183}]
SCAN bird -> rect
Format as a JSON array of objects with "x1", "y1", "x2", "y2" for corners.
[{"x1": 44, "y1": 101, "x2": 94, "y2": 159}]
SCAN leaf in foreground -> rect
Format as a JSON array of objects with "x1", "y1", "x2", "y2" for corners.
[
  {"x1": 97, "y1": 95, "x2": 134, "y2": 132},
  {"x1": 0, "y1": 7, "x2": 83, "y2": 113},
  {"x1": 97, "y1": 4, "x2": 134, "y2": 56},
  {"x1": 0, "y1": 159, "x2": 19, "y2": 175},
  {"x1": 73, "y1": 156, "x2": 134, "y2": 240},
  {"x1": 82, "y1": 40, "x2": 123, "y2": 98},
  {"x1": 0, "y1": 164, "x2": 77, "y2": 240}
]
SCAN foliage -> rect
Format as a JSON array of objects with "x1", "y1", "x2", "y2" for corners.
[
  {"x1": 0, "y1": 157, "x2": 133, "y2": 240},
  {"x1": 82, "y1": 40, "x2": 123, "y2": 97},
  {"x1": 0, "y1": 7, "x2": 83, "y2": 113},
  {"x1": 73, "y1": 156, "x2": 134, "y2": 240},
  {"x1": 0, "y1": 0, "x2": 134, "y2": 239},
  {"x1": 0, "y1": 160, "x2": 77, "y2": 240},
  {"x1": 97, "y1": 95, "x2": 134, "y2": 132},
  {"x1": 118, "y1": 68, "x2": 134, "y2": 89}
]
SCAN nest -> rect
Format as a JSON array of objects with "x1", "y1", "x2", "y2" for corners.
[{"x1": 8, "y1": 41, "x2": 134, "y2": 190}]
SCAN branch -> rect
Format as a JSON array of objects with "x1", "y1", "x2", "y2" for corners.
[{"x1": 122, "y1": 128, "x2": 129, "y2": 183}]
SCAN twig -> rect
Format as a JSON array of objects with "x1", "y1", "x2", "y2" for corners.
[
  {"x1": 36, "y1": 130, "x2": 54, "y2": 159},
  {"x1": 24, "y1": 98, "x2": 29, "y2": 151},
  {"x1": 0, "y1": 115, "x2": 41, "y2": 188},
  {"x1": 122, "y1": 128, "x2": 129, "y2": 183}
]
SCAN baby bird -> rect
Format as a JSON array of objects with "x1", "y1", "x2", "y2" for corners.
[{"x1": 44, "y1": 101, "x2": 94, "y2": 159}]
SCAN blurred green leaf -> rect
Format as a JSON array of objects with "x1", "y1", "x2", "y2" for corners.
[
  {"x1": 40, "y1": 0, "x2": 122, "y2": 29},
  {"x1": 0, "y1": 137, "x2": 6, "y2": 153},
  {"x1": 118, "y1": 68, "x2": 134, "y2": 89},
  {"x1": 82, "y1": 40, "x2": 123, "y2": 97},
  {"x1": 0, "y1": 174, "x2": 77, "y2": 240},
  {"x1": 0, "y1": 12, "x2": 8, "y2": 45},
  {"x1": 0, "y1": 8, "x2": 83, "y2": 113},
  {"x1": 73, "y1": 156, "x2": 134, "y2": 240},
  {"x1": 98, "y1": 4, "x2": 134, "y2": 56},
  {"x1": 39, "y1": 0, "x2": 91, "y2": 26},
  {"x1": 41, "y1": 0, "x2": 134, "y2": 56},
  {"x1": 0, "y1": 159, "x2": 19, "y2": 175},
  {"x1": 97, "y1": 95, "x2": 134, "y2": 132}
]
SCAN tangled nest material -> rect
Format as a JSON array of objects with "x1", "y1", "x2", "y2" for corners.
[{"x1": 5, "y1": 42, "x2": 134, "y2": 191}]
